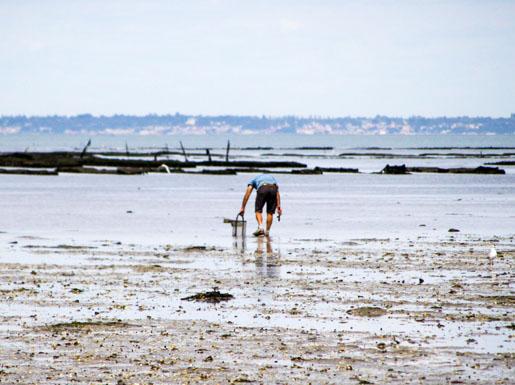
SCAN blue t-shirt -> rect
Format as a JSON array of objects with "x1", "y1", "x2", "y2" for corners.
[{"x1": 248, "y1": 174, "x2": 277, "y2": 190}]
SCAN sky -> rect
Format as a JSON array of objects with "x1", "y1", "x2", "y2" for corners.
[{"x1": 0, "y1": 0, "x2": 514, "y2": 117}]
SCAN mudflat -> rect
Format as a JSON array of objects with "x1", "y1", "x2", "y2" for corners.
[{"x1": 0, "y1": 234, "x2": 513, "y2": 384}]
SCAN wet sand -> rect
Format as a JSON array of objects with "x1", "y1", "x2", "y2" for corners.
[{"x1": 0, "y1": 234, "x2": 513, "y2": 384}]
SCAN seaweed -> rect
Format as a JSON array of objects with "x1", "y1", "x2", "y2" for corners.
[
  {"x1": 181, "y1": 290, "x2": 234, "y2": 303},
  {"x1": 44, "y1": 320, "x2": 128, "y2": 331},
  {"x1": 346, "y1": 307, "x2": 387, "y2": 317}
]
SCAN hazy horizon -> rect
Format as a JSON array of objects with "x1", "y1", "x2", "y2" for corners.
[{"x1": 1, "y1": 112, "x2": 515, "y2": 119}]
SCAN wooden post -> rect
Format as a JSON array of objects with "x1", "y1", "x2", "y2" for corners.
[
  {"x1": 180, "y1": 141, "x2": 188, "y2": 162},
  {"x1": 206, "y1": 149, "x2": 212, "y2": 162},
  {"x1": 80, "y1": 139, "x2": 91, "y2": 159},
  {"x1": 225, "y1": 140, "x2": 230, "y2": 162}
]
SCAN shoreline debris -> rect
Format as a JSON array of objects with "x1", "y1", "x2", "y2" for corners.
[{"x1": 181, "y1": 290, "x2": 234, "y2": 303}]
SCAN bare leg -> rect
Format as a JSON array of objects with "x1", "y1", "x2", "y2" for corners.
[
  {"x1": 255, "y1": 211, "x2": 263, "y2": 228},
  {"x1": 266, "y1": 213, "x2": 273, "y2": 233}
]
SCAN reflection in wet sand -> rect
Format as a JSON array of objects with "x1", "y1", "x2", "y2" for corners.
[
  {"x1": 232, "y1": 236, "x2": 246, "y2": 255},
  {"x1": 254, "y1": 236, "x2": 280, "y2": 279}
]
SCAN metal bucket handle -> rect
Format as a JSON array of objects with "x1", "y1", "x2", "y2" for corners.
[{"x1": 233, "y1": 213, "x2": 246, "y2": 237}]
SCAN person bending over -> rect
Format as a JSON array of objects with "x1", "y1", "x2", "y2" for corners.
[{"x1": 238, "y1": 174, "x2": 282, "y2": 237}]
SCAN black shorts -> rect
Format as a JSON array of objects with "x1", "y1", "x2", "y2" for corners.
[{"x1": 254, "y1": 184, "x2": 278, "y2": 214}]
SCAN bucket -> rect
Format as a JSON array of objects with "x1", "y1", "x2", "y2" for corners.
[{"x1": 224, "y1": 214, "x2": 246, "y2": 237}]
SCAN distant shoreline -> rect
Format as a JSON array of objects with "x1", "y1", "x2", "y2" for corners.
[{"x1": 1, "y1": 113, "x2": 514, "y2": 135}]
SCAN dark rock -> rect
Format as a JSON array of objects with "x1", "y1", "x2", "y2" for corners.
[
  {"x1": 0, "y1": 168, "x2": 58, "y2": 175},
  {"x1": 407, "y1": 167, "x2": 448, "y2": 173},
  {"x1": 117, "y1": 167, "x2": 147, "y2": 175},
  {"x1": 314, "y1": 167, "x2": 359, "y2": 173},
  {"x1": 484, "y1": 161, "x2": 515, "y2": 166},
  {"x1": 181, "y1": 290, "x2": 234, "y2": 303},
  {"x1": 0, "y1": 151, "x2": 195, "y2": 169},
  {"x1": 470, "y1": 166, "x2": 505, "y2": 174},
  {"x1": 240, "y1": 146, "x2": 273, "y2": 150},
  {"x1": 226, "y1": 168, "x2": 276, "y2": 174},
  {"x1": 196, "y1": 160, "x2": 307, "y2": 168},
  {"x1": 183, "y1": 246, "x2": 207, "y2": 251},
  {"x1": 57, "y1": 166, "x2": 115, "y2": 174},
  {"x1": 197, "y1": 169, "x2": 237, "y2": 175},
  {"x1": 407, "y1": 166, "x2": 505, "y2": 174},
  {"x1": 291, "y1": 168, "x2": 323, "y2": 175},
  {"x1": 381, "y1": 164, "x2": 409, "y2": 174}
]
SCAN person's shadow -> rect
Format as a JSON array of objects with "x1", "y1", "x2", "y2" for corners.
[{"x1": 254, "y1": 236, "x2": 280, "y2": 278}]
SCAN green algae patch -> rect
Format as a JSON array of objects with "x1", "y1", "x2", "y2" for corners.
[
  {"x1": 346, "y1": 306, "x2": 387, "y2": 317},
  {"x1": 479, "y1": 295, "x2": 515, "y2": 306},
  {"x1": 44, "y1": 320, "x2": 129, "y2": 332}
]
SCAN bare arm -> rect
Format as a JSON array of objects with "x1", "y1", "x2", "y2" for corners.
[
  {"x1": 276, "y1": 189, "x2": 282, "y2": 216},
  {"x1": 239, "y1": 185, "x2": 254, "y2": 215}
]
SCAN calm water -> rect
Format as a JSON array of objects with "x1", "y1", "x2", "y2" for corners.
[{"x1": 1, "y1": 133, "x2": 515, "y2": 152}]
